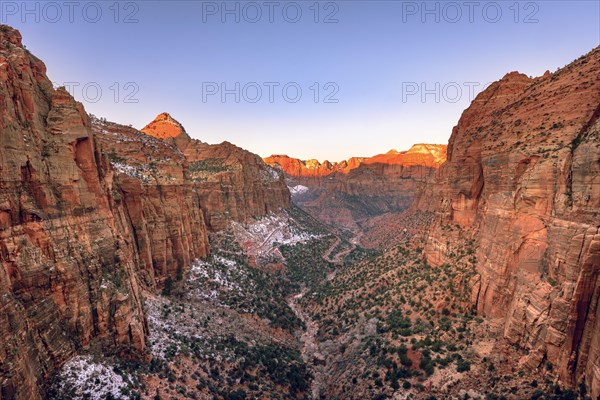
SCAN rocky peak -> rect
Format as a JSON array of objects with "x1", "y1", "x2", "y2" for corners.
[
  {"x1": 141, "y1": 112, "x2": 189, "y2": 139},
  {"x1": 0, "y1": 24, "x2": 22, "y2": 48},
  {"x1": 404, "y1": 144, "x2": 447, "y2": 164}
]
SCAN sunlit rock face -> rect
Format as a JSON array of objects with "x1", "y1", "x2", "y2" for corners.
[
  {"x1": 416, "y1": 47, "x2": 600, "y2": 397},
  {"x1": 264, "y1": 145, "x2": 447, "y2": 232},
  {"x1": 141, "y1": 112, "x2": 188, "y2": 139},
  {"x1": 265, "y1": 144, "x2": 446, "y2": 179}
]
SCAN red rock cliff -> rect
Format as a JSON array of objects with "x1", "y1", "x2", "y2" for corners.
[
  {"x1": 417, "y1": 48, "x2": 600, "y2": 396},
  {"x1": 139, "y1": 113, "x2": 291, "y2": 231},
  {"x1": 0, "y1": 25, "x2": 146, "y2": 399},
  {"x1": 265, "y1": 145, "x2": 446, "y2": 231},
  {"x1": 264, "y1": 143, "x2": 446, "y2": 178},
  {"x1": 0, "y1": 25, "x2": 293, "y2": 399},
  {"x1": 93, "y1": 119, "x2": 210, "y2": 289}
]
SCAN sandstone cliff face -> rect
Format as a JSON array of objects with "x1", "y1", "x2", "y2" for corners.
[
  {"x1": 140, "y1": 114, "x2": 291, "y2": 231},
  {"x1": 94, "y1": 112, "x2": 291, "y2": 283},
  {"x1": 418, "y1": 48, "x2": 600, "y2": 396},
  {"x1": 265, "y1": 144, "x2": 446, "y2": 179},
  {"x1": 0, "y1": 25, "x2": 293, "y2": 399},
  {"x1": 0, "y1": 26, "x2": 146, "y2": 399},
  {"x1": 263, "y1": 155, "x2": 362, "y2": 178},
  {"x1": 93, "y1": 119, "x2": 210, "y2": 289},
  {"x1": 265, "y1": 145, "x2": 446, "y2": 232}
]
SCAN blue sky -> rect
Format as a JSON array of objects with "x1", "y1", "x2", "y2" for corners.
[{"x1": 5, "y1": 0, "x2": 599, "y2": 161}]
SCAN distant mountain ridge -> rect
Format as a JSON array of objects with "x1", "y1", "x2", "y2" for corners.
[
  {"x1": 264, "y1": 143, "x2": 447, "y2": 178},
  {"x1": 265, "y1": 144, "x2": 447, "y2": 233}
]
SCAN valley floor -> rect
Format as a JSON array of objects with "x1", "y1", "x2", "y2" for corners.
[{"x1": 48, "y1": 208, "x2": 588, "y2": 400}]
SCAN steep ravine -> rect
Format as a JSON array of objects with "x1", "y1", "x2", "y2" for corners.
[
  {"x1": 288, "y1": 288, "x2": 324, "y2": 399},
  {"x1": 287, "y1": 234, "x2": 356, "y2": 399}
]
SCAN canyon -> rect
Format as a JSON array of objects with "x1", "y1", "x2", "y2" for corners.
[
  {"x1": 264, "y1": 144, "x2": 447, "y2": 235},
  {"x1": 0, "y1": 25, "x2": 291, "y2": 399},
  {"x1": 0, "y1": 23, "x2": 598, "y2": 400},
  {"x1": 266, "y1": 47, "x2": 600, "y2": 399}
]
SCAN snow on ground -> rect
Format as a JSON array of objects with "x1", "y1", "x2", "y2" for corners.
[
  {"x1": 188, "y1": 257, "x2": 246, "y2": 295},
  {"x1": 146, "y1": 254, "x2": 263, "y2": 361},
  {"x1": 146, "y1": 295, "x2": 202, "y2": 359},
  {"x1": 111, "y1": 161, "x2": 151, "y2": 181},
  {"x1": 232, "y1": 212, "x2": 319, "y2": 258},
  {"x1": 261, "y1": 166, "x2": 281, "y2": 182},
  {"x1": 146, "y1": 211, "x2": 320, "y2": 362},
  {"x1": 288, "y1": 185, "x2": 309, "y2": 196},
  {"x1": 145, "y1": 295, "x2": 239, "y2": 362},
  {"x1": 53, "y1": 356, "x2": 129, "y2": 399}
]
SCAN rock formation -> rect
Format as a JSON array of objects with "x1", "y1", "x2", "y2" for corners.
[
  {"x1": 1, "y1": 20, "x2": 598, "y2": 399},
  {"x1": 140, "y1": 112, "x2": 187, "y2": 139},
  {"x1": 416, "y1": 47, "x2": 600, "y2": 397},
  {"x1": 176, "y1": 136, "x2": 291, "y2": 231},
  {"x1": 0, "y1": 25, "x2": 292, "y2": 399},
  {"x1": 93, "y1": 119, "x2": 210, "y2": 289},
  {"x1": 137, "y1": 113, "x2": 291, "y2": 231},
  {"x1": 0, "y1": 25, "x2": 146, "y2": 399},
  {"x1": 265, "y1": 143, "x2": 446, "y2": 179},
  {"x1": 265, "y1": 145, "x2": 446, "y2": 232}
]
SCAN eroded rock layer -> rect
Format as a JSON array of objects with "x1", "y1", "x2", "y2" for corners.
[
  {"x1": 177, "y1": 135, "x2": 292, "y2": 231},
  {"x1": 416, "y1": 48, "x2": 600, "y2": 397},
  {"x1": 265, "y1": 145, "x2": 447, "y2": 232},
  {"x1": 0, "y1": 25, "x2": 292, "y2": 399},
  {"x1": 93, "y1": 119, "x2": 210, "y2": 289},
  {"x1": 0, "y1": 25, "x2": 146, "y2": 399}
]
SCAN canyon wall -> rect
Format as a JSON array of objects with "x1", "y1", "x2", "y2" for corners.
[
  {"x1": 93, "y1": 119, "x2": 211, "y2": 289},
  {"x1": 177, "y1": 136, "x2": 292, "y2": 231},
  {"x1": 417, "y1": 48, "x2": 600, "y2": 396},
  {"x1": 0, "y1": 26, "x2": 146, "y2": 399},
  {"x1": 0, "y1": 25, "x2": 291, "y2": 399},
  {"x1": 265, "y1": 144, "x2": 446, "y2": 232}
]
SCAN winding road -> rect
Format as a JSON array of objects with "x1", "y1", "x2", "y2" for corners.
[{"x1": 322, "y1": 232, "x2": 362, "y2": 265}]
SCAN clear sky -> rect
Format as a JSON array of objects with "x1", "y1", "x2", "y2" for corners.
[{"x1": 4, "y1": 0, "x2": 599, "y2": 161}]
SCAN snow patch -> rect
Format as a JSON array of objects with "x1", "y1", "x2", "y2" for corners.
[
  {"x1": 231, "y1": 212, "x2": 319, "y2": 259},
  {"x1": 288, "y1": 185, "x2": 309, "y2": 196},
  {"x1": 260, "y1": 166, "x2": 280, "y2": 182},
  {"x1": 111, "y1": 161, "x2": 151, "y2": 181},
  {"x1": 53, "y1": 356, "x2": 129, "y2": 400}
]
